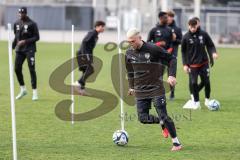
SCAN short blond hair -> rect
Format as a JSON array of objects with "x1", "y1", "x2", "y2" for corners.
[
  {"x1": 126, "y1": 28, "x2": 140, "y2": 38},
  {"x1": 167, "y1": 10, "x2": 175, "y2": 17}
]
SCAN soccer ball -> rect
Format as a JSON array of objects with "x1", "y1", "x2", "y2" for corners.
[
  {"x1": 207, "y1": 99, "x2": 220, "y2": 111},
  {"x1": 112, "y1": 130, "x2": 129, "y2": 146}
]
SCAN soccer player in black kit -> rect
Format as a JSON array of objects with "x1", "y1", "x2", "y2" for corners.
[
  {"x1": 147, "y1": 11, "x2": 177, "y2": 139},
  {"x1": 167, "y1": 10, "x2": 182, "y2": 100},
  {"x1": 147, "y1": 11, "x2": 175, "y2": 52},
  {"x1": 181, "y1": 18, "x2": 218, "y2": 109},
  {"x1": 12, "y1": 7, "x2": 40, "y2": 101},
  {"x1": 74, "y1": 21, "x2": 105, "y2": 95},
  {"x1": 147, "y1": 11, "x2": 178, "y2": 100},
  {"x1": 126, "y1": 28, "x2": 182, "y2": 151},
  {"x1": 188, "y1": 17, "x2": 205, "y2": 102}
]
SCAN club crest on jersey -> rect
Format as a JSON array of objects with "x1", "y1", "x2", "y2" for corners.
[
  {"x1": 24, "y1": 25, "x2": 28, "y2": 32},
  {"x1": 144, "y1": 53, "x2": 150, "y2": 59},
  {"x1": 189, "y1": 39, "x2": 194, "y2": 44}
]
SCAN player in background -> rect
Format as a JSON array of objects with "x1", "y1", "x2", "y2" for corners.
[
  {"x1": 12, "y1": 7, "x2": 40, "y2": 101},
  {"x1": 147, "y1": 11, "x2": 176, "y2": 138},
  {"x1": 186, "y1": 17, "x2": 205, "y2": 101},
  {"x1": 147, "y1": 11, "x2": 175, "y2": 52},
  {"x1": 167, "y1": 10, "x2": 182, "y2": 100},
  {"x1": 74, "y1": 21, "x2": 105, "y2": 95},
  {"x1": 126, "y1": 28, "x2": 182, "y2": 151},
  {"x1": 181, "y1": 18, "x2": 218, "y2": 109}
]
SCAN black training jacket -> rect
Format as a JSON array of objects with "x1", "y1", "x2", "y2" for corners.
[
  {"x1": 78, "y1": 29, "x2": 99, "y2": 56},
  {"x1": 168, "y1": 20, "x2": 182, "y2": 46},
  {"x1": 125, "y1": 41, "x2": 176, "y2": 99},
  {"x1": 181, "y1": 28, "x2": 216, "y2": 66},
  {"x1": 147, "y1": 23, "x2": 173, "y2": 50},
  {"x1": 12, "y1": 16, "x2": 39, "y2": 52}
]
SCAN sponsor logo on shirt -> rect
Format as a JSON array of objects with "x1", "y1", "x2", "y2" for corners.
[
  {"x1": 144, "y1": 53, "x2": 150, "y2": 60},
  {"x1": 24, "y1": 25, "x2": 28, "y2": 33}
]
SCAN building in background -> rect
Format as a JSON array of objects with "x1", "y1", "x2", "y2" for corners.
[{"x1": 0, "y1": 0, "x2": 240, "y2": 44}]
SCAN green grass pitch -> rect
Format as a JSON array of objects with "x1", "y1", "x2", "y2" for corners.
[{"x1": 0, "y1": 41, "x2": 240, "y2": 160}]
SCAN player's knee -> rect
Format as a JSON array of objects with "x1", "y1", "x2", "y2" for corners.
[
  {"x1": 203, "y1": 78, "x2": 210, "y2": 85},
  {"x1": 15, "y1": 67, "x2": 21, "y2": 73},
  {"x1": 160, "y1": 114, "x2": 173, "y2": 123},
  {"x1": 190, "y1": 77, "x2": 198, "y2": 86},
  {"x1": 29, "y1": 68, "x2": 36, "y2": 73},
  {"x1": 154, "y1": 96, "x2": 166, "y2": 107},
  {"x1": 205, "y1": 81, "x2": 210, "y2": 87},
  {"x1": 138, "y1": 115, "x2": 147, "y2": 124},
  {"x1": 192, "y1": 82, "x2": 198, "y2": 88},
  {"x1": 138, "y1": 113, "x2": 149, "y2": 124},
  {"x1": 165, "y1": 116, "x2": 173, "y2": 123}
]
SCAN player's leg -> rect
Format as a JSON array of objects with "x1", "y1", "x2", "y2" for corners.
[
  {"x1": 75, "y1": 53, "x2": 84, "y2": 88},
  {"x1": 136, "y1": 98, "x2": 159, "y2": 124},
  {"x1": 189, "y1": 68, "x2": 201, "y2": 109},
  {"x1": 78, "y1": 64, "x2": 94, "y2": 89},
  {"x1": 154, "y1": 96, "x2": 182, "y2": 150},
  {"x1": 154, "y1": 95, "x2": 169, "y2": 138},
  {"x1": 200, "y1": 64, "x2": 211, "y2": 106},
  {"x1": 15, "y1": 52, "x2": 27, "y2": 100},
  {"x1": 188, "y1": 74, "x2": 194, "y2": 101},
  {"x1": 168, "y1": 58, "x2": 177, "y2": 101},
  {"x1": 26, "y1": 51, "x2": 38, "y2": 100},
  {"x1": 75, "y1": 54, "x2": 94, "y2": 91},
  {"x1": 77, "y1": 65, "x2": 86, "y2": 87},
  {"x1": 198, "y1": 78, "x2": 205, "y2": 92},
  {"x1": 189, "y1": 72, "x2": 204, "y2": 101}
]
